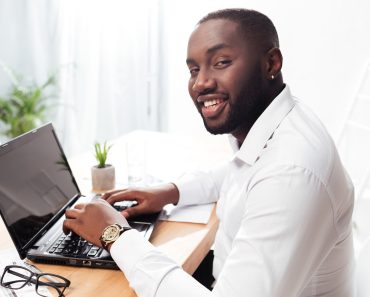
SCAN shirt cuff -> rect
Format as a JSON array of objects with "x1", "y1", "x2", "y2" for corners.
[
  {"x1": 110, "y1": 229, "x2": 154, "y2": 275},
  {"x1": 110, "y1": 229, "x2": 180, "y2": 297}
]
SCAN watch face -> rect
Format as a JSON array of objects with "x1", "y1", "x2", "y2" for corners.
[{"x1": 103, "y1": 225, "x2": 120, "y2": 241}]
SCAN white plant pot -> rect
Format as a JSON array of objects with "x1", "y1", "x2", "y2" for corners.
[{"x1": 91, "y1": 164, "x2": 115, "y2": 193}]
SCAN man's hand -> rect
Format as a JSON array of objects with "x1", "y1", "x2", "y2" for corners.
[
  {"x1": 102, "y1": 183, "x2": 180, "y2": 219},
  {"x1": 63, "y1": 199, "x2": 129, "y2": 248}
]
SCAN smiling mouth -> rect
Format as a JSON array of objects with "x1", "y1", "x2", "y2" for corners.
[
  {"x1": 203, "y1": 99, "x2": 224, "y2": 108},
  {"x1": 199, "y1": 98, "x2": 227, "y2": 118}
]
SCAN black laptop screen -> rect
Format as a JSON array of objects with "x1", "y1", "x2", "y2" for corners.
[{"x1": 0, "y1": 124, "x2": 80, "y2": 250}]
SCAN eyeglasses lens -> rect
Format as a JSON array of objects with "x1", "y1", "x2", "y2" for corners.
[
  {"x1": 2, "y1": 266, "x2": 32, "y2": 289},
  {"x1": 36, "y1": 274, "x2": 68, "y2": 297}
]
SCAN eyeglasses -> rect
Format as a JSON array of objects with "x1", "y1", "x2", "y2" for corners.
[{"x1": 1, "y1": 265, "x2": 70, "y2": 297}]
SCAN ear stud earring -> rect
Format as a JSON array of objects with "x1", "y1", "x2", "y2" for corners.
[{"x1": 271, "y1": 74, "x2": 275, "y2": 80}]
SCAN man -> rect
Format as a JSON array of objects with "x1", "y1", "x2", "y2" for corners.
[{"x1": 63, "y1": 9, "x2": 355, "y2": 297}]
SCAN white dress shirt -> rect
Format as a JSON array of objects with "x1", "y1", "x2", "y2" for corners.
[{"x1": 111, "y1": 85, "x2": 355, "y2": 297}]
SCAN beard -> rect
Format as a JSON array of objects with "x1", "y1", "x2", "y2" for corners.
[{"x1": 201, "y1": 66, "x2": 266, "y2": 135}]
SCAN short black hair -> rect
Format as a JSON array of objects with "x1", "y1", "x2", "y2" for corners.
[{"x1": 198, "y1": 8, "x2": 279, "y2": 49}]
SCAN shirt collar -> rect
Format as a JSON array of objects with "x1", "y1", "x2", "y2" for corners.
[{"x1": 230, "y1": 85, "x2": 296, "y2": 165}]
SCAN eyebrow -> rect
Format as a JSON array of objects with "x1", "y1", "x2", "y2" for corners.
[
  {"x1": 206, "y1": 43, "x2": 230, "y2": 54},
  {"x1": 186, "y1": 43, "x2": 231, "y2": 65}
]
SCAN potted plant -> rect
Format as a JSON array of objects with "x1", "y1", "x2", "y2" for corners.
[
  {"x1": 91, "y1": 141, "x2": 115, "y2": 193},
  {"x1": 0, "y1": 63, "x2": 56, "y2": 139}
]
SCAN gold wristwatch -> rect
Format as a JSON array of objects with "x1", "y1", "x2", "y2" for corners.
[{"x1": 100, "y1": 223, "x2": 131, "y2": 250}]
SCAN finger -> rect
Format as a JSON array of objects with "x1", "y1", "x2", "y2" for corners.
[
  {"x1": 65, "y1": 208, "x2": 82, "y2": 219},
  {"x1": 121, "y1": 211, "x2": 130, "y2": 219},
  {"x1": 63, "y1": 219, "x2": 75, "y2": 235},
  {"x1": 106, "y1": 190, "x2": 141, "y2": 204},
  {"x1": 101, "y1": 189, "x2": 126, "y2": 200},
  {"x1": 122, "y1": 203, "x2": 146, "y2": 218},
  {"x1": 74, "y1": 203, "x2": 86, "y2": 210}
]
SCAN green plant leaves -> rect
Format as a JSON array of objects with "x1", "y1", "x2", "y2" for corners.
[
  {"x1": 94, "y1": 141, "x2": 112, "y2": 168},
  {"x1": 0, "y1": 66, "x2": 55, "y2": 138}
]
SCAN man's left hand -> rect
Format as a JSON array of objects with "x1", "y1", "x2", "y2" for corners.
[{"x1": 63, "y1": 199, "x2": 130, "y2": 248}]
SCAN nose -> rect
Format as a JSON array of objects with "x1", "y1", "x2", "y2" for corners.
[{"x1": 191, "y1": 70, "x2": 216, "y2": 93}]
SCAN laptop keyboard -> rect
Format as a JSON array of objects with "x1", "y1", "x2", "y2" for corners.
[
  {"x1": 48, "y1": 200, "x2": 152, "y2": 257},
  {"x1": 48, "y1": 234, "x2": 102, "y2": 258}
]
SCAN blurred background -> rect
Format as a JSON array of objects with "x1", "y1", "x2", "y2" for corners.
[{"x1": 1, "y1": 0, "x2": 370, "y2": 245}]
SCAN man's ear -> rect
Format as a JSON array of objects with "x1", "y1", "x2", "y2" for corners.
[{"x1": 265, "y1": 47, "x2": 283, "y2": 80}]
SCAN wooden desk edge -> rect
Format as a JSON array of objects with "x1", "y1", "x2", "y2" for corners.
[{"x1": 181, "y1": 206, "x2": 219, "y2": 274}]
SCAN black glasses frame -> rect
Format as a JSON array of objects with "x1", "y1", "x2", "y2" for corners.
[{"x1": 1, "y1": 265, "x2": 71, "y2": 297}]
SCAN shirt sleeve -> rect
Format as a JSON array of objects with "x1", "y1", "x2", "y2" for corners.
[
  {"x1": 110, "y1": 229, "x2": 211, "y2": 297},
  {"x1": 111, "y1": 164, "x2": 341, "y2": 297},
  {"x1": 175, "y1": 163, "x2": 228, "y2": 206}
]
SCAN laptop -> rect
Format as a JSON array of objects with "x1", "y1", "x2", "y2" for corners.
[{"x1": 0, "y1": 123, "x2": 159, "y2": 269}]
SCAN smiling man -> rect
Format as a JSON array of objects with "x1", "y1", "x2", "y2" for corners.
[{"x1": 63, "y1": 9, "x2": 355, "y2": 297}]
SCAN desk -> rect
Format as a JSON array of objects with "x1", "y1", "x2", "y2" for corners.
[
  {"x1": 0, "y1": 208, "x2": 218, "y2": 297},
  {"x1": 0, "y1": 131, "x2": 231, "y2": 296}
]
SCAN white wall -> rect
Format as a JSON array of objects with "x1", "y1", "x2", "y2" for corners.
[{"x1": 160, "y1": 0, "x2": 370, "y2": 142}]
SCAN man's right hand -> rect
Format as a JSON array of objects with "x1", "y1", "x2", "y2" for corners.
[{"x1": 101, "y1": 183, "x2": 180, "y2": 219}]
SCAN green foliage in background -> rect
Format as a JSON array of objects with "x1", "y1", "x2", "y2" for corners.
[
  {"x1": 0, "y1": 63, "x2": 57, "y2": 138},
  {"x1": 94, "y1": 141, "x2": 112, "y2": 168}
]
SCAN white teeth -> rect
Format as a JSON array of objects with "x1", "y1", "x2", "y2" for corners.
[{"x1": 204, "y1": 99, "x2": 222, "y2": 107}]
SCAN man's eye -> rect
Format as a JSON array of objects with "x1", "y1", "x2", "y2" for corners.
[
  {"x1": 189, "y1": 68, "x2": 199, "y2": 76},
  {"x1": 215, "y1": 60, "x2": 231, "y2": 67}
]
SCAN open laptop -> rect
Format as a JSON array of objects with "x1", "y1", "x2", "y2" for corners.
[{"x1": 0, "y1": 123, "x2": 158, "y2": 269}]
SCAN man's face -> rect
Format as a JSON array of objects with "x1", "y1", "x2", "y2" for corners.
[{"x1": 187, "y1": 19, "x2": 266, "y2": 136}]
